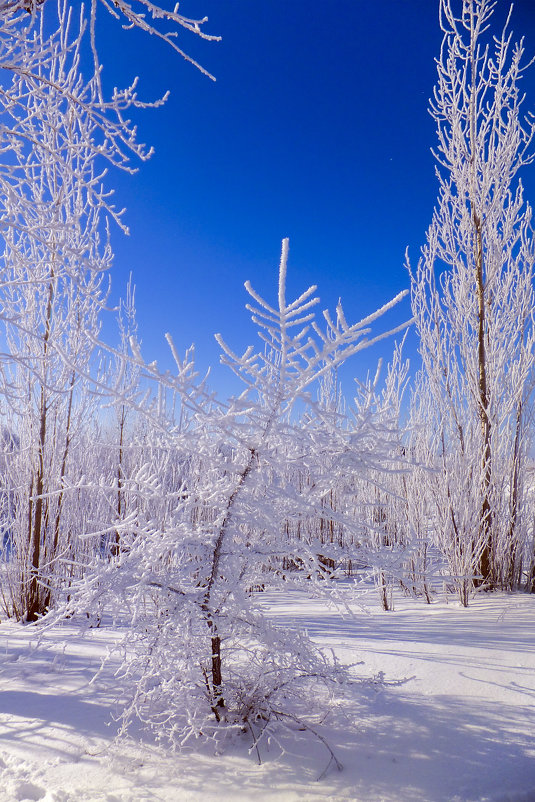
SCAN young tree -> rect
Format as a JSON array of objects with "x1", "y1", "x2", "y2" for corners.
[
  {"x1": 58, "y1": 240, "x2": 410, "y2": 760},
  {"x1": 409, "y1": 0, "x2": 535, "y2": 597}
]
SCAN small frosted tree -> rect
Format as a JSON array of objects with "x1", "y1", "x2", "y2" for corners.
[
  {"x1": 61, "y1": 240, "x2": 410, "y2": 760},
  {"x1": 409, "y1": 0, "x2": 535, "y2": 597}
]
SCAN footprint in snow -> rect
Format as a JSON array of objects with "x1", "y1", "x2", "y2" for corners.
[{"x1": 13, "y1": 781, "x2": 45, "y2": 801}]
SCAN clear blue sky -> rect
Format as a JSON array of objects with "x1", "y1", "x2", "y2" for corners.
[{"x1": 93, "y1": 0, "x2": 535, "y2": 398}]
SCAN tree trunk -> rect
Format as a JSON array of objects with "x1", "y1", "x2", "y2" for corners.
[
  {"x1": 26, "y1": 272, "x2": 55, "y2": 621},
  {"x1": 473, "y1": 208, "x2": 494, "y2": 588}
]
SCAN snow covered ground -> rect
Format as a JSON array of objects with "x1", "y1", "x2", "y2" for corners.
[{"x1": 0, "y1": 590, "x2": 533, "y2": 802}]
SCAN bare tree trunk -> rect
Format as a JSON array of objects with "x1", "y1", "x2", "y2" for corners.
[
  {"x1": 201, "y1": 446, "x2": 258, "y2": 719},
  {"x1": 504, "y1": 400, "x2": 523, "y2": 590},
  {"x1": 473, "y1": 210, "x2": 494, "y2": 588},
  {"x1": 42, "y1": 371, "x2": 76, "y2": 610},
  {"x1": 468, "y1": 7, "x2": 493, "y2": 589},
  {"x1": 111, "y1": 404, "x2": 126, "y2": 559},
  {"x1": 26, "y1": 274, "x2": 55, "y2": 621},
  {"x1": 27, "y1": 388, "x2": 48, "y2": 621}
]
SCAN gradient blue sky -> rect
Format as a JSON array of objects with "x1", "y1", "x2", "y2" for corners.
[{"x1": 95, "y1": 0, "x2": 535, "y2": 398}]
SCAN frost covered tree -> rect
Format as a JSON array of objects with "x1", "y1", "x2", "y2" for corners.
[
  {"x1": 409, "y1": 0, "x2": 535, "y2": 598},
  {"x1": 59, "y1": 240, "x2": 410, "y2": 759},
  {"x1": 0, "y1": 0, "x2": 219, "y2": 80},
  {"x1": 330, "y1": 342, "x2": 411, "y2": 611},
  {"x1": 0, "y1": 1, "x2": 174, "y2": 619},
  {"x1": 0, "y1": 0, "x2": 220, "y2": 620},
  {"x1": 104, "y1": 276, "x2": 142, "y2": 560}
]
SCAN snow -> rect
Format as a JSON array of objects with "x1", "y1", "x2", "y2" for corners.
[{"x1": 0, "y1": 591, "x2": 534, "y2": 802}]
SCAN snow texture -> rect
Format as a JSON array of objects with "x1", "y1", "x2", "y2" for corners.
[{"x1": 0, "y1": 590, "x2": 533, "y2": 802}]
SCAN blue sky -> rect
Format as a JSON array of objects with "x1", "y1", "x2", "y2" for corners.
[{"x1": 94, "y1": 0, "x2": 535, "y2": 399}]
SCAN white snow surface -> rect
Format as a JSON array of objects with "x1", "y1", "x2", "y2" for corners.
[{"x1": 0, "y1": 590, "x2": 533, "y2": 802}]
